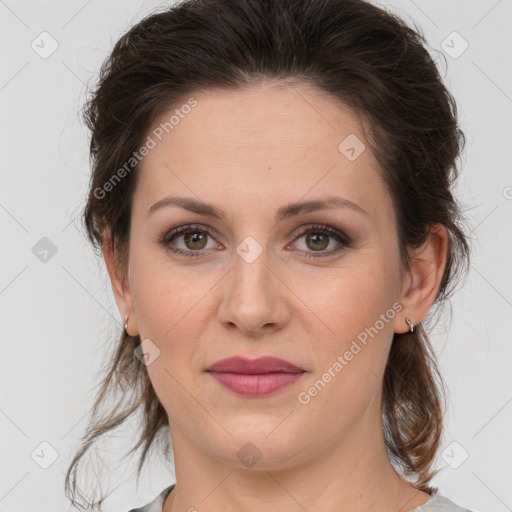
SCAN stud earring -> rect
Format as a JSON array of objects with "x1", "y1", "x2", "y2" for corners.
[
  {"x1": 405, "y1": 317, "x2": 414, "y2": 333},
  {"x1": 124, "y1": 315, "x2": 130, "y2": 336}
]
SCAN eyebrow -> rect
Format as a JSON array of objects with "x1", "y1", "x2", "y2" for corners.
[{"x1": 147, "y1": 195, "x2": 368, "y2": 221}]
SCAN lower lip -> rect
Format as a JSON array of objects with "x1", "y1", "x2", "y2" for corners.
[{"x1": 208, "y1": 371, "x2": 305, "y2": 396}]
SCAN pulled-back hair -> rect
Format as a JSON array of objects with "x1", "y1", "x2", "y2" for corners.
[{"x1": 65, "y1": 0, "x2": 470, "y2": 508}]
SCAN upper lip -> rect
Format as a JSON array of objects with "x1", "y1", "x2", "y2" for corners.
[{"x1": 206, "y1": 356, "x2": 305, "y2": 374}]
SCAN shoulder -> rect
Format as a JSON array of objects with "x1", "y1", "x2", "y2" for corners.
[
  {"x1": 126, "y1": 484, "x2": 175, "y2": 512},
  {"x1": 127, "y1": 485, "x2": 477, "y2": 512},
  {"x1": 415, "y1": 492, "x2": 476, "y2": 512}
]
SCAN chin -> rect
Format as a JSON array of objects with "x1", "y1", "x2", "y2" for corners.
[{"x1": 204, "y1": 424, "x2": 309, "y2": 469}]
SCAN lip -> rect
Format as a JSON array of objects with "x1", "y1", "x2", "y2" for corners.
[
  {"x1": 206, "y1": 356, "x2": 306, "y2": 397},
  {"x1": 206, "y1": 356, "x2": 304, "y2": 374}
]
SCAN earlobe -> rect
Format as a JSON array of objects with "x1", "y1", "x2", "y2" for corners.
[{"x1": 394, "y1": 223, "x2": 449, "y2": 334}]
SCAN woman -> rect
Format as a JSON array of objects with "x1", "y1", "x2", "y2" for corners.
[{"x1": 65, "y1": 0, "x2": 474, "y2": 511}]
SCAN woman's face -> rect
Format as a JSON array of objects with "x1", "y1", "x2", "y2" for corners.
[{"x1": 116, "y1": 80, "x2": 412, "y2": 469}]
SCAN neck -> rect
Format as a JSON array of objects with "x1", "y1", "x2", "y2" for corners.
[{"x1": 163, "y1": 402, "x2": 431, "y2": 512}]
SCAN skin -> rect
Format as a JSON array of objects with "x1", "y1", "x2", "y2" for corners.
[{"x1": 104, "y1": 80, "x2": 448, "y2": 512}]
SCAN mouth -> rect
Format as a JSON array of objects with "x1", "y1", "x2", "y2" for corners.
[{"x1": 206, "y1": 356, "x2": 306, "y2": 396}]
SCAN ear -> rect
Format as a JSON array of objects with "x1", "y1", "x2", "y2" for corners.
[
  {"x1": 103, "y1": 227, "x2": 138, "y2": 336},
  {"x1": 394, "y1": 223, "x2": 449, "y2": 334}
]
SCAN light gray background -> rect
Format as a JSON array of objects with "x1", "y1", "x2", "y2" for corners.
[{"x1": 1, "y1": 0, "x2": 511, "y2": 511}]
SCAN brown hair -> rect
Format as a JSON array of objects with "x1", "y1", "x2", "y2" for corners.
[{"x1": 65, "y1": 0, "x2": 471, "y2": 508}]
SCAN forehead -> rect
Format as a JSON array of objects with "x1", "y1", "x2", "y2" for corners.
[{"x1": 134, "y1": 81, "x2": 390, "y2": 222}]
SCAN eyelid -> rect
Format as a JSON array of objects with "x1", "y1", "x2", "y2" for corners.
[{"x1": 161, "y1": 223, "x2": 223, "y2": 244}]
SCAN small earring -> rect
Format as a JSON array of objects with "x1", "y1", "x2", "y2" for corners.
[
  {"x1": 124, "y1": 315, "x2": 130, "y2": 337},
  {"x1": 405, "y1": 317, "x2": 414, "y2": 333}
]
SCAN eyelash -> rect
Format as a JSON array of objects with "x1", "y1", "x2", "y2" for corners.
[{"x1": 158, "y1": 223, "x2": 352, "y2": 259}]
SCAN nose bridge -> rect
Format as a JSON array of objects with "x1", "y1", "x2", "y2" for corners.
[{"x1": 231, "y1": 238, "x2": 273, "y2": 307}]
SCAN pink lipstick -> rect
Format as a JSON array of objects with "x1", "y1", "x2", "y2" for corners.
[{"x1": 206, "y1": 356, "x2": 305, "y2": 396}]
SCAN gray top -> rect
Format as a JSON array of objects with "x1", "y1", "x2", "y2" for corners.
[{"x1": 127, "y1": 484, "x2": 475, "y2": 512}]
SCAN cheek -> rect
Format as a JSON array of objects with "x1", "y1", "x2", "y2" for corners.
[
  {"x1": 293, "y1": 257, "x2": 399, "y2": 408},
  {"x1": 129, "y1": 243, "x2": 207, "y2": 337},
  {"x1": 131, "y1": 260, "x2": 210, "y2": 417},
  {"x1": 294, "y1": 255, "x2": 398, "y2": 337}
]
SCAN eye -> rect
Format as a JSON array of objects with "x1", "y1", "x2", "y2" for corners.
[
  {"x1": 289, "y1": 223, "x2": 351, "y2": 258},
  {"x1": 159, "y1": 224, "x2": 220, "y2": 258}
]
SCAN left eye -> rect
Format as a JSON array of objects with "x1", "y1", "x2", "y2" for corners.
[
  {"x1": 293, "y1": 230, "x2": 340, "y2": 252},
  {"x1": 289, "y1": 224, "x2": 351, "y2": 257}
]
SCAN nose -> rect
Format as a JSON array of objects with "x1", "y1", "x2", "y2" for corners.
[{"x1": 217, "y1": 245, "x2": 291, "y2": 337}]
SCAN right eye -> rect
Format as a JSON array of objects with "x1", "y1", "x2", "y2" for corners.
[{"x1": 159, "y1": 224, "x2": 222, "y2": 257}]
